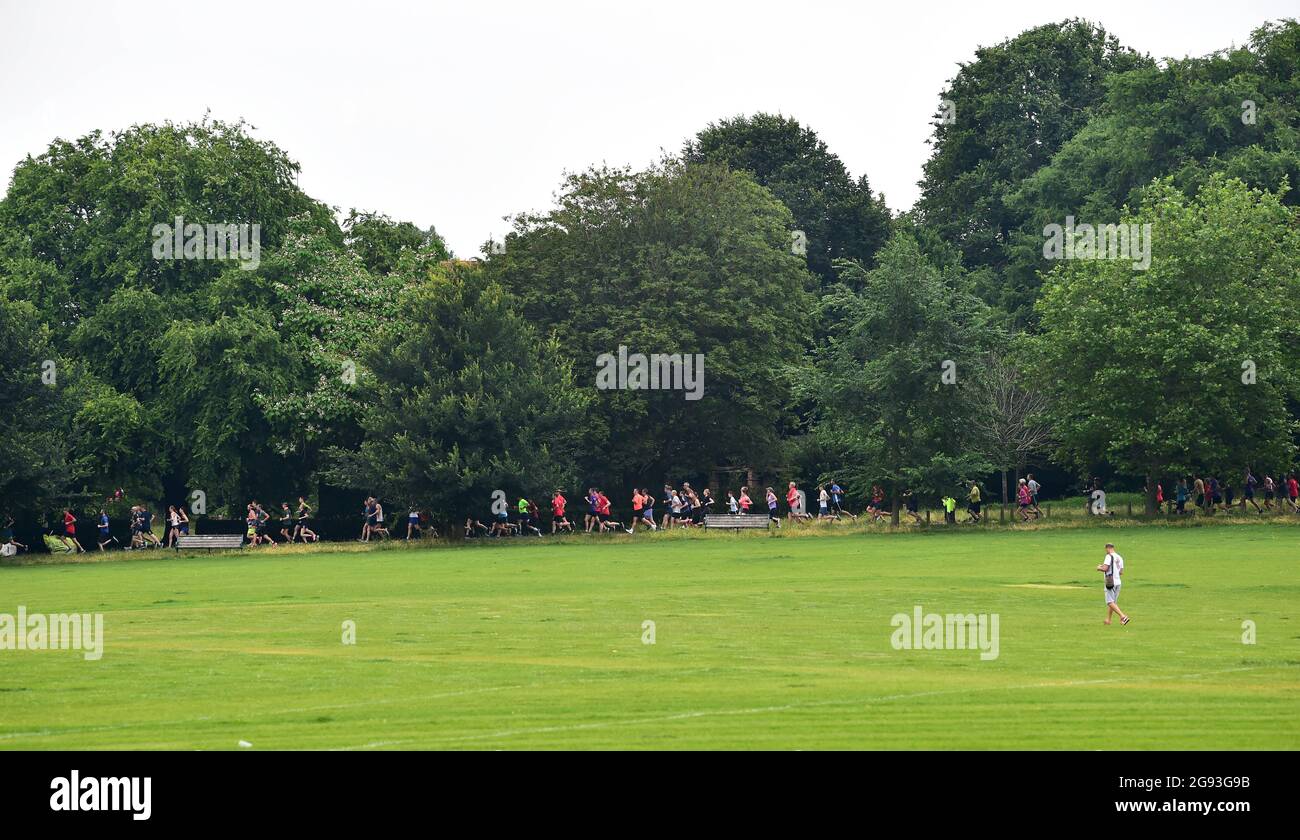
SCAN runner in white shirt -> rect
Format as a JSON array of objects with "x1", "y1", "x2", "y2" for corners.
[
  {"x1": 1096, "y1": 543, "x2": 1130, "y2": 626},
  {"x1": 1026, "y1": 474, "x2": 1042, "y2": 517}
]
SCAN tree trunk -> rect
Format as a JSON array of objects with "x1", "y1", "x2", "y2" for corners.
[
  {"x1": 1145, "y1": 473, "x2": 1158, "y2": 517},
  {"x1": 1001, "y1": 469, "x2": 1008, "y2": 505},
  {"x1": 890, "y1": 486, "x2": 900, "y2": 526}
]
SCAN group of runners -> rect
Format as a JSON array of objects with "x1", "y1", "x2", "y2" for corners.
[
  {"x1": 245, "y1": 498, "x2": 320, "y2": 546},
  {"x1": 460, "y1": 467, "x2": 1300, "y2": 539},
  {"x1": 22, "y1": 505, "x2": 176, "y2": 554},
  {"x1": 227, "y1": 496, "x2": 425, "y2": 546},
  {"x1": 5, "y1": 467, "x2": 1298, "y2": 555},
  {"x1": 467, "y1": 481, "x2": 886, "y2": 538},
  {"x1": 1154, "y1": 471, "x2": 1300, "y2": 515},
  {"x1": 356, "y1": 498, "x2": 440, "y2": 542}
]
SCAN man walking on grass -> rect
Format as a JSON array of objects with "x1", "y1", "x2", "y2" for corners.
[{"x1": 1096, "y1": 543, "x2": 1130, "y2": 626}]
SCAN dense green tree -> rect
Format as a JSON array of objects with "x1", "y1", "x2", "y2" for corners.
[
  {"x1": 65, "y1": 380, "x2": 162, "y2": 501},
  {"x1": 1014, "y1": 20, "x2": 1300, "y2": 222},
  {"x1": 917, "y1": 20, "x2": 1150, "y2": 316},
  {"x1": 1006, "y1": 20, "x2": 1300, "y2": 319},
  {"x1": 685, "y1": 113, "x2": 892, "y2": 289},
  {"x1": 254, "y1": 217, "x2": 411, "y2": 468},
  {"x1": 1029, "y1": 176, "x2": 1300, "y2": 514},
  {"x1": 0, "y1": 118, "x2": 335, "y2": 315},
  {"x1": 324, "y1": 264, "x2": 590, "y2": 526},
  {"x1": 154, "y1": 306, "x2": 295, "y2": 510},
  {"x1": 0, "y1": 119, "x2": 343, "y2": 510},
  {"x1": 486, "y1": 161, "x2": 816, "y2": 489},
  {"x1": 2, "y1": 19, "x2": 1296, "y2": 529},
  {"x1": 0, "y1": 236, "x2": 74, "y2": 330},
  {"x1": 801, "y1": 232, "x2": 1001, "y2": 522},
  {"x1": 343, "y1": 209, "x2": 451, "y2": 276},
  {"x1": 68, "y1": 286, "x2": 168, "y2": 395},
  {"x1": 0, "y1": 293, "x2": 70, "y2": 515}
]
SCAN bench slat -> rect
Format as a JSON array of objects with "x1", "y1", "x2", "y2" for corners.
[
  {"x1": 175, "y1": 535, "x2": 245, "y2": 550},
  {"x1": 703, "y1": 515, "x2": 771, "y2": 529}
]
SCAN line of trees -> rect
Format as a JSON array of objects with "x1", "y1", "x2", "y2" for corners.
[{"x1": 2, "y1": 19, "x2": 1298, "y2": 529}]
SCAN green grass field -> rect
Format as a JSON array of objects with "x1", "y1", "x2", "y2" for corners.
[{"x1": 1, "y1": 523, "x2": 1297, "y2": 749}]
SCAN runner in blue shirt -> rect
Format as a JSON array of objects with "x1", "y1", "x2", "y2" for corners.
[
  {"x1": 96, "y1": 509, "x2": 117, "y2": 551},
  {"x1": 829, "y1": 480, "x2": 856, "y2": 520}
]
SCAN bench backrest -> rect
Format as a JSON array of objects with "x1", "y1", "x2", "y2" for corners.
[
  {"x1": 176, "y1": 535, "x2": 245, "y2": 548},
  {"x1": 704, "y1": 515, "x2": 769, "y2": 528}
]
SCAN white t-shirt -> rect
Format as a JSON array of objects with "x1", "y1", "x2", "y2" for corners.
[
  {"x1": 1027, "y1": 479, "x2": 1040, "y2": 495},
  {"x1": 1102, "y1": 552, "x2": 1123, "y2": 586}
]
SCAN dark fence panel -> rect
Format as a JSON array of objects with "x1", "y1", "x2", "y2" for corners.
[
  {"x1": 7, "y1": 511, "x2": 455, "y2": 558},
  {"x1": 188, "y1": 516, "x2": 373, "y2": 543}
]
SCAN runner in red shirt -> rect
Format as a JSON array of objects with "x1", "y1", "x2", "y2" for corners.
[
  {"x1": 595, "y1": 491, "x2": 625, "y2": 534},
  {"x1": 60, "y1": 510, "x2": 86, "y2": 553},
  {"x1": 786, "y1": 482, "x2": 810, "y2": 522},
  {"x1": 594, "y1": 491, "x2": 608, "y2": 531},
  {"x1": 551, "y1": 490, "x2": 572, "y2": 534}
]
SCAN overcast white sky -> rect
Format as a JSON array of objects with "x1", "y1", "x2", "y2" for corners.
[{"x1": 1, "y1": 0, "x2": 1294, "y2": 256}]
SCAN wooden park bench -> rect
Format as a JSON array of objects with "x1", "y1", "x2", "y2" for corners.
[
  {"x1": 703, "y1": 514, "x2": 771, "y2": 531},
  {"x1": 174, "y1": 534, "x2": 245, "y2": 552}
]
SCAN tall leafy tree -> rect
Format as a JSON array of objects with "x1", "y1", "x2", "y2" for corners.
[
  {"x1": 0, "y1": 293, "x2": 71, "y2": 515},
  {"x1": 154, "y1": 306, "x2": 295, "y2": 510},
  {"x1": 1006, "y1": 20, "x2": 1300, "y2": 320},
  {"x1": 0, "y1": 119, "x2": 342, "y2": 509},
  {"x1": 802, "y1": 232, "x2": 1000, "y2": 522},
  {"x1": 343, "y1": 209, "x2": 451, "y2": 276},
  {"x1": 685, "y1": 113, "x2": 892, "y2": 289},
  {"x1": 254, "y1": 216, "x2": 417, "y2": 495},
  {"x1": 0, "y1": 117, "x2": 335, "y2": 314},
  {"x1": 1014, "y1": 20, "x2": 1300, "y2": 222},
  {"x1": 486, "y1": 161, "x2": 815, "y2": 490},
  {"x1": 1029, "y1": 176, "x2": 1300, "y2": 513},
  {"x1": 324, "y1": 264, "x2": 590, "y2": 526},
  {"x1": 917, "y1": 20, "x2": 1150, "y2": 317},
  {"x1": 65, "y1": 380, "x2": 161, "y2": 501}
]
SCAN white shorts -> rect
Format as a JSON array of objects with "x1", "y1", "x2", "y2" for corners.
[{"x1": 1105, "y1": 584, "x2": 1121, "y2": 605}]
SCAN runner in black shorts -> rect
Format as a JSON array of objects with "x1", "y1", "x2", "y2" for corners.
[
  {"x1": 295, "y1": 497, "x2": 318, "y2": 542},
  {"x1": 280, "y1": 502, "x2": 295, "y2": 542}
]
